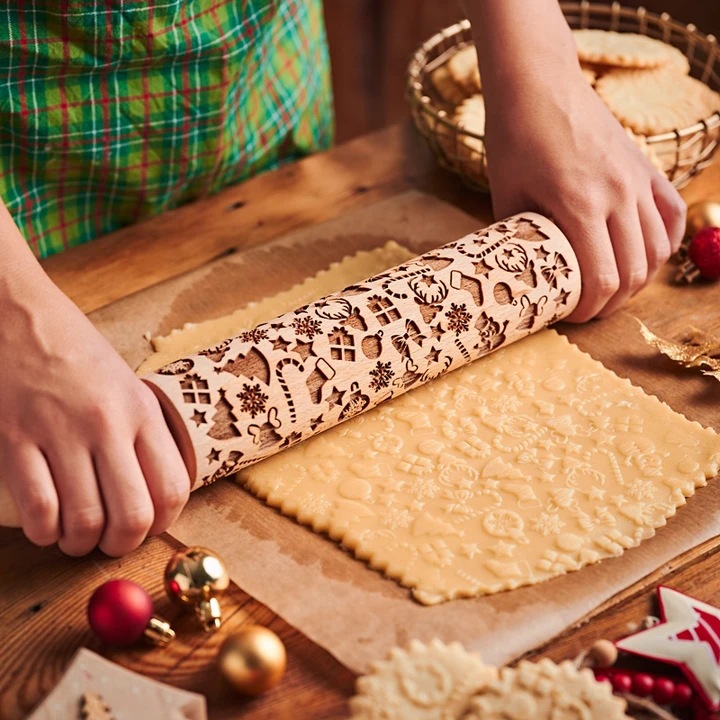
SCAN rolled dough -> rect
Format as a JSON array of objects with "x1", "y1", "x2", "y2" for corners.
[{"x1": 140, "y1": 244, "x2": 720, "y2": 605}]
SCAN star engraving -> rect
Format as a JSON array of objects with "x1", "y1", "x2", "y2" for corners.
[
  {"x1": 535, "y1": 245, "x2": 550, "y2": 260},
  {"x1": 272, "y1": 335, "x2": 292, "y2": 352},
  {"x1": 326, "y1": 386, "x2": 344, "y2": 409},
  {"x1": 206, "y1": 448, "x2": 221, "y2": 463},
  {"x1": 190, "y1": 410, "x2": 207, "y2": 426},
  {"x1": 555, "y1": 288, "x2": 571, "y2": 306},
  {"x1": 425, "y1": 346, "x2": 441, "y2": 363},
  {"x1": 490, "y1": 541, "x2": 515, "y2": 559},
  {"x1": 291, "y1": 339, "x2": 316, "y2": 361},
  {"x1": 309, "y1": 415, "x2": 324, "y2": 431},
  {"x1": 429, "y1": 324, "x2": 445, "y2": 341},
  {"x1": 473, "y1": 259, "x2": 493, "y2": 277},
  {"x1": 616, "y1": 587, "x2": 720, "y2": 710}
]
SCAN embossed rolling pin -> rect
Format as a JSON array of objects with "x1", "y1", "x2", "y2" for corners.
[{"x1": 0, "y1": 213, "x2": 580, "y2": 527}]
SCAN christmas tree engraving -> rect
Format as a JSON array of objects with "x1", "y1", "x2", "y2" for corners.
[{"x1": 207, "y1": 389, "x2": 241, "y2": 440}]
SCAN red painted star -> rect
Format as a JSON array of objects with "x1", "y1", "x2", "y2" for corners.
[{"x1": 616, "y1": 586, "x2": 720, "y2": 711}]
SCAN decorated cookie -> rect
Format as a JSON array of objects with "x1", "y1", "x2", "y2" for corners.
[
  {"x1": 349, "y1": 639, "x2": 497, "y2": 720},
  {"x1": 462, "y1": 658, "x2": 630, "y2": 720}
]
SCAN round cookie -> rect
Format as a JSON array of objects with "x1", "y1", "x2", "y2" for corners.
[
  {"x1": 349, "y1": 639, "x2": 497, "y2": 720},
  {"x1": 432, "y1": 64, "x2": 468, "y2": 106},
  {"x1": 447, "y1": 45, "x2": 482, "y2": 94},
  {"x1": 596, "y1": 68, "x2": 720, "y2": 134},
  {"x1": 454, "y1": 95, "x2": 486, "y2": 147},
  {"x1": 573, "y1": 29, "x2": 690, "y2": 74},
  {"x1": 462, "y1": 658, "x2": 630, "y2": 720}
]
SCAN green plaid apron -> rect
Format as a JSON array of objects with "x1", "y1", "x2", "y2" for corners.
[{"x1": 0, "y1": 1, "x2": 333, "y2": 258}]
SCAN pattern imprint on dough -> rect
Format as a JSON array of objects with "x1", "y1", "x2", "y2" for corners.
[{"x1": 237, "y1": 330, "x2": 720, "y2": 603}]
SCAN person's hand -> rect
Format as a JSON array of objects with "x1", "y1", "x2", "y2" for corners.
[
  {"x1": 482, "y1": 64, "x2": 686, "y2": 322},
  {"x1": 0, "y1": 266, "x2": 190, "y2": 556}
]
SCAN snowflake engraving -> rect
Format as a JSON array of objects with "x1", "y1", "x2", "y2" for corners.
[
  {"x1": 238, "y1": 383, "x2": 269, "y2": 418},
  {"x1": 239, "y1": 328, "x2": 269, "y2": 344},
  {"x1": 445, "y1": 302, "x2": 471, "y2": 335},
  {"x1": 369, "y1": 360, "x2": 394, "y2": 392},
  {"x1": 291, "y1": 316, "x2": 322, "y2": 339}
]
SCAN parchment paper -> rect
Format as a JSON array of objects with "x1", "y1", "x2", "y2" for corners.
[{"x1": 90, "y1": 191, "x2": 720, "y2": 674}]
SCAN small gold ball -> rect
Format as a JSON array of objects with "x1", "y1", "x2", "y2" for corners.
[
  {"x1": 164, "y1": 547, "x2": 230, "y2": 605},
  {"x1": 588, "y1": 639, "x2": 618, "y2": 669},
  {"x1": 686, "y1": 201, "x2": 720, "y2": 237},
  {"x1": 218, "y1": 626, "x2": 287, "y2": 695}
]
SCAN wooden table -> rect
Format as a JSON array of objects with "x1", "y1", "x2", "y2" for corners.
[{"x1": 1, "y1": 123, "x2": 719, "y2": 720}]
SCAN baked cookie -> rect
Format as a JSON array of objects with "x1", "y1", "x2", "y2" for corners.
[
  {"x1": 447, "y1": 45, "x2": 482, "y2": 94},
  {"x1": 596, "y1": 68, "x2": 720, "y2": 134},
  {"x1": 462, "y1": 658, "x2": 630, "y2": 720},
  {"x1": 573, "y1": 29, "x2": 690, "y2": 74},
  {"x1": 432, "y1": 64, "x2": 468, "y2": 106},
  {"x1": 349, "y1": 639, "x2": 497, "y2": 720}
]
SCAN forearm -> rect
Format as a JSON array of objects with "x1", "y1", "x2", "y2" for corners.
[
  {"x1": 462, "y1": 0, "x2": 578, "y2": 95},
  {"x1": 0, "y1": 199, "x2": 52, "y2": 300}
]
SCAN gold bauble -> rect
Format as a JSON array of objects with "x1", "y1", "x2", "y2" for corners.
[
  {"x1": 164, "y1": 546, "x2": 230, "y2": 631},
  {"x1": 686, "y1": 201, "x2": 720, "y2": 237},
  {"x1": 218, "y1": 626, "x2": 287, "y2": 695}
]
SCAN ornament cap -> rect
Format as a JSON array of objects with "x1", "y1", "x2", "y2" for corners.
[
  {"x1": 144, "y1": 616, "x2": 176, "y2": 646},
  {"x1": 197, "y1": 597, "x2": 223, "y2": 632}
]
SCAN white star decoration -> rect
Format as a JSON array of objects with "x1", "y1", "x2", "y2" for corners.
[{"x1": 616, "y1": 586, "x2": 720, "y2": 710}]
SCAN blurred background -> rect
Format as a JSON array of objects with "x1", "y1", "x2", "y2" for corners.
[{"x1": 323, "y1": 1, "x2": 720, "y2": 143}]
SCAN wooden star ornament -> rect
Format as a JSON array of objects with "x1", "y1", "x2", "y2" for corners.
[{"x1": 616, "y1": 586, "x2": 720, "y2": 711}]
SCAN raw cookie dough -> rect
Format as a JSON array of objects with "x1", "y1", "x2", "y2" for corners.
[
  {"x1": 239, "y1": 329, "x2": 720, "y2": 603},
  {"x1": 137, "y1": 242, "x2": 416, "y2": 374},
  {"x1": 140, "y1": 244, "x2": 720, "y2": 606}
]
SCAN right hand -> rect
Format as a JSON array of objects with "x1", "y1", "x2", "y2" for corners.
[{"x1": 0, "y1": 266, "x2": 190, "y2": 556}]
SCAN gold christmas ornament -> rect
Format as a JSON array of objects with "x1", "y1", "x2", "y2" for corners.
[
  {"x1": 164, "y1": 546, "x2": 230, "y2": 631},
  {"x1": 686, "y1": 200, "x2": 720, "y2": 238},
  {"x1": 218, "y1": 626, "x2": 287, "y2": 695}
]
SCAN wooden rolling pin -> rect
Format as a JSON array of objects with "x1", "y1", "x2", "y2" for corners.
[{"x1": 0, "y1": 213, "x2": 580, "y2": 528}]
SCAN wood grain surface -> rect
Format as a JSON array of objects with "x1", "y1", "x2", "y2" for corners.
[{"x1": 1, "y1": 123, "x2": 719, "y2": 720}]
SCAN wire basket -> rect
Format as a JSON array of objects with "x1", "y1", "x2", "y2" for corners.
[{"x1": 406, "y1": 2, "x2": 720, "y2": 191}]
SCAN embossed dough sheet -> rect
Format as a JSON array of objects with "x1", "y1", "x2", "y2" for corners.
[{"x1": 91, "y1": 191, "x2": 720, "y2": 673}]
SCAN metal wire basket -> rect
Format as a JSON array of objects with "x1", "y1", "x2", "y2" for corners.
[{"x1": 406, "y1": 2, "x2": 720, "y2": 191}]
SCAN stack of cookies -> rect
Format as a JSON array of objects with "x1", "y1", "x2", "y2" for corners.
[{"x1": 431, "y1": 29, "x2": 720, "y2": 185}]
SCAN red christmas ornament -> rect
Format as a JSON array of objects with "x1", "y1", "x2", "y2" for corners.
[
  {"x1": 677, "y1": 226, "x2": 720, "y2": 282},
  {"x1": 616, "y1": 586, "x2": 720, "y2": 713},
  {"x1": 87, "y1": 579, "x2": 175, "y2": 647},
  {"x1": 689, "y1": 228, "x2": 720, "y2": 279}
]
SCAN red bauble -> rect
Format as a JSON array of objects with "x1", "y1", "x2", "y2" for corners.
[
  {"x1": 611, "y1": 672, "x2": 633, "y2": 694},
  {"x1": 688, "y1": 227, "x2": 720, "y2": 280},
  {"x1": 673, "y1": 682, "x2": 693, "y2": 707},
  {"x1": 631, "y1": 673, "x2": 655, "y2": 697},
  {"x1": 87, "y1": 579, "x2": 154, "y2": 646},
  {"x1": 652, "y1": 677, "x2": 676, "y2": 705}
]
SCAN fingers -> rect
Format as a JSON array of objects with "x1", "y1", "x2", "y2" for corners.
[
  {"x1": 4, "y1": 444, "x2": 60, "y2": 546},
  {"x1": 94, "y1": 442, "x2": 155, "y2": 557},
  {"x1": 51, "y1": 446, "x2": 105, "y2": 556},
  {"x1": 652, "y1": 175, "x2": 687, "y2": 254},
  {"x1": 639, "y1": 196, "x2": 672, "y2": 280},
  {"x1": 597, "y1": 207, "x2": 648, "y2": 318},
  {"x1": 561, "y1": 214, "x2": 618, "y2": 323},
  {"x1": 136, "y1": 420, "x2": 190, "y2": 537}
]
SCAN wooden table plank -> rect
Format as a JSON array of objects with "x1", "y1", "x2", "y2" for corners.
[{"x1": 2, "y1": 122, "x2": 718, "y2": 719}]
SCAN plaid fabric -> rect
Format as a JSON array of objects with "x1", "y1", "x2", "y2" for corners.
[{"x1": 0, "y1": 1, "x2": 333, "y2": 258}]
